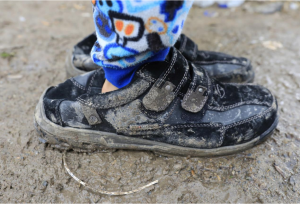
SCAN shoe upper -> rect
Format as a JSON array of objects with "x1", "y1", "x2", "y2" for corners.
[
  {"x1": 73, "y1": 33, "x2": 100, "y2": 71},
  {"x1": 44, "y1": 48, "x2": 277, "y2": 149},
  {"x1": 174, "y1": 34, "x2": 254, "y2": 83},
  {"x1": 72, "y1": 33, "x2": 254, "y2": 83}
]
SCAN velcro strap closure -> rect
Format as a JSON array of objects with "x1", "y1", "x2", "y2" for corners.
[
  {"x1": 142, "y1": 49, "x2": 189, "y2": 112},
  {"x1": 143, "y1": 81, "x2": 176, "y2": 112},
  {"x1": 181, "y1": 64, "x2": 210, "y2": 113},
  {"x1": 81, "y1": 104, "x2": 102, "y2": 125},
  {"x1": 179, "y1": 34, "x2": 198, "y2": 61}
]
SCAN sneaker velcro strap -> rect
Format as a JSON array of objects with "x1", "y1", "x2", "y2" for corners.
[
  {"x1": 179, "y1": 34, "x2": 198, "y2": 61},
  {"x1": 81, "y1": 104, "x2": 102, "y2": 125},
  {"x1": 142, "y1": 49, "x2": 189, "y2": 112},
  {"x1": 181, "y1": 64, "x2": 211, "y2": 113}
]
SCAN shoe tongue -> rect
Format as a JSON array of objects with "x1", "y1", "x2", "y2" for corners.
[
  {"x1": 72, "y1": 69, "x2": 106, "y2": 95},
  {"x1": 174, "y1": 34, "x2": 198, "y2": 61}
]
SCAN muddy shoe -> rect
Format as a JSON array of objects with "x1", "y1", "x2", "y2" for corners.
[
  {"x1": 36, "y1": 48, "x2": 278, "y2": 157},
  {"x1": 66, "y1": 33, "x2": 254, "y2": 83}
]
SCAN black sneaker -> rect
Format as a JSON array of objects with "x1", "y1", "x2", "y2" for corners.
[
  {"x1": 66, "y1": 33, "x2": 254, "y2": 83},
  {"x1": 36, "y1": 48, "x2": 277, "y2": 157}
]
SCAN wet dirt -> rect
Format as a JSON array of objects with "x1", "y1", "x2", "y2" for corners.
[{"x1": 0, "y1": 1, "x2": 300, "y2": 202}]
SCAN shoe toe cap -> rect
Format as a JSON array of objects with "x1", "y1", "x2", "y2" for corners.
[
  {"x1": 44, "y1": 96, "x2": 91, "y2": 128},
  {"x1": 222, "y1": 86, "x2": 278, "y2": 146},
  {"x1": 43, "y1": 79, "x2": 86, "y2": 125}
]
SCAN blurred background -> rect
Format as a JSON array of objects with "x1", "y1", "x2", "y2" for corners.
[{"x1": 0, "y1": 1, "x2": 299, "y2": 203}]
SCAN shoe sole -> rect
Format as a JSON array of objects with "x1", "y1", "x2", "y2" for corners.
[
  {"x1": 34, "y1": 89, "x2": 278, "y2": 157},
  {"x1": 65, "y1": 50, "x2": 255, "y2": 83}
]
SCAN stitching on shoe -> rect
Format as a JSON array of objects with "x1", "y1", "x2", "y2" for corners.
[
  {"x1": 174, "y1": 58, "x2": 189, "y2": 94},
  {"x1": 123, "y1": 123, "x2": 222, "y2": 133},
  {"x1": 181, "y1": 74, "x2": 197, "y2": 105},
  {"x1": 87, "y1": 70, "x2": 98, "y2": 95},
  {"x1": 224, "y1": 106, "x2": 273, "y2": 130},
  {"x1": 223, "y1": 82, "x2": 254, "y2": 86},
  {"x1": 208, "y1": 100, "x2": 271, "y2": 111},
  {"x1": 208, "y1": 84, "x2": 271, "y2": 111},
  {"x1": 161, "y1": 98, "x2": 179, "y2": 122},
  {"x1": 194, "y1": 61, "x2": 244, "y2": 66},
  {"x1": 166, "y1": 123, "x2": 222, "y2": 129},
  {"x1": 70, "y1": 78, "x2": 86, "y2": 91},
  {"x1": 178, "y1": 92, "x2": 185, "y2": 97},
  {"x1": 157, "y1": 51, "x2": 177, "y2": 87}
]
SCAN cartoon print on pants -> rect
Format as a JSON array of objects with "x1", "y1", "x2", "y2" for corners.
[
  {"x1": 91, "y1": 0, "x2": 193, "y2": 70},
  {"x1": 93, "y1": 0, "x2": 123, "y2": 41},
  {"x1": 145, "y1": 17, "x2": 168, "y2": 35},
  {"x1": 109, "y1": 11, "x2": 145, "y2": 47},
  {"x1": 95, "y1": 0, "x2": 123, "y2": 17},
  {"x1": 94, "y1": 10, "x2": 114, "y2": 41},
  {"x1": 146, "y1": 33, "x2": 165, "y2": 51},
  {"x1": 160, "y1": 1, "x2": 184, "y2": 22}
]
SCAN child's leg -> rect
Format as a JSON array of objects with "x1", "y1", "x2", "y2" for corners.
[{"x1": 91, "y1": 0, "x2": 193, "y2": 92}]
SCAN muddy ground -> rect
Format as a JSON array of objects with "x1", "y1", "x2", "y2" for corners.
[{"x1": 0, "y1": 1, "x2": 300, "y2": 203}]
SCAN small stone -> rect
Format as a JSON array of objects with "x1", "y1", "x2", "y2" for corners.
[
  {"x1": 262, "y1": 41, "x2": 283, "y2": 50},
  {"x1": 42, "y1": 181, "x2": 48, "y2": 187},
  {"x1": 191, "y1": 170, "x2": 196, "y2": 177},
  {"x1": 7, "y1": 74, "x2": 23, "y2": 79},
  {"x1": 258, "y1": 182, "x2": 267, "y2": 189},
  {"x1": 165, "y1": 85, "x2": 171, "y2": 91},
  {"x1": 174, "y1": 164, "x2": 183, "y2": 171},
  {"x1": 198, "y1": 88, "x2": 203, "y2": 93},
  {"x1": 217, "y1": 175, "x2": 221, "y2": 182}
]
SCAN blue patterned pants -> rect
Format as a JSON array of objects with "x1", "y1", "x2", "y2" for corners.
[{"x1": 91, "y1": 0, "x2": 193, "y2": 88}]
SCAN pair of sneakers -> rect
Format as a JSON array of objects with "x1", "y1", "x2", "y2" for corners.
[{"x1": 34, "y1": 33, "x2": 278, "y2": 157}]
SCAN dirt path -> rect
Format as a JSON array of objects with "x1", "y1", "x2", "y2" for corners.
[{"x1": 0, "y1": 1, "x2": 299, "y2": 202}]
